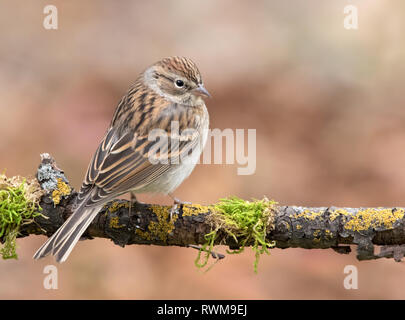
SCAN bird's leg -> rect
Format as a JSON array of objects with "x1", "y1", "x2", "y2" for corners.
[
  {"x1": 129, "y1": 192, "x2": 142, "y2": 222},
  {"x1": 129, "y1": 192, "x2": 148, "y2": 231},
  {"x1": 168, "y1": 193, "x2": 191, "y2": 220},
  {"x1": 168, "y1": 193, "x2": 192, "y2": 206},
  {"x1": 188, "y1": 244, "x2": 225, "y2": 260},
  {"x1": 129, "y1": 192, "x2": 136, "y2": 216},
  {"x1": 130, "y1": 191, "x2": 138, "y2": 204}
]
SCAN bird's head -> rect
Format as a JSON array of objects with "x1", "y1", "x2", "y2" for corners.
[{"x1": 144, "y1": 56, "x2": 210, "y2": 106}]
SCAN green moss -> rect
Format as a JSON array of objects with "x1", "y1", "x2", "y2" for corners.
[
  {"x1": 0, "y1": 174, "x2": 44, "y2": 259},
  {"x1": 195, "y1": 196, "x2": 277, "y2": 273}
]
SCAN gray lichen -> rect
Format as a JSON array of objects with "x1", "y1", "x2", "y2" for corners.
[
  {"x1": 37, "y1": 163, "x2": 68, "y2": 192},
  {"x1": 36, "y1": 153, "x2": 71, "y2": 205}
]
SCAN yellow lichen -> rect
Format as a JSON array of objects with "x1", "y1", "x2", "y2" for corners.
[
  {"x1": 296, "y1": 224, "x2": 302, "y2": 230},
  {"x1": 109, "y1": 216, "x2": 124, "y2": 229},
  {"x1": 51, "y1": 178, "x2": 71, "y2": 205},
  {"x1": 312, "y1": 229, "x2": 321, "y2": 243},
  {"x1": 330, "y1": 208, "x2": 405, "y2": 232},
  {"x1": 342, "y1": 208, "x2": 405, "y2": 232},
  {"x1": 182, "y1": 204, "x2": 211, "y2": 217},
  {"x1": 329, "y1": 210, "x2": 341, "y2": 221},
  {"x1": 107, "y1": 202, "x2": 129, "y2": 213},
  {"x1": 313, "y1": 229, "x2": 321, "y2": 237},
  {"x1": 135, "y1": 228, "x2": 149, "y2": 239},
  {"x1": 293, "y1": 209, "x2": 324, "y2": 221},
  {"x1": 136, "y1": 205, "x2": 178, "y2": 242},
  {"x1": 325, "y1": 229, "x2": 333, "y2": 239}
]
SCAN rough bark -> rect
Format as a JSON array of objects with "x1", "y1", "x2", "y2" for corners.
[{"x1": 14, "y1": 154, "x2": 405, "y2": 262}]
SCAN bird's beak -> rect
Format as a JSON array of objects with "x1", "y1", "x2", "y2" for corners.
[{"x1": 193, "y1": 84, "x2": 211, "y2": 98}]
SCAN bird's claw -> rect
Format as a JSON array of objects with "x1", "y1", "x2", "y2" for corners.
[
  {"x1": 169, "y1": 203, "x2": 179, "y2": 221},
  {"x1": 168, "y1": 194, "x2": 191, "y2": 220}
]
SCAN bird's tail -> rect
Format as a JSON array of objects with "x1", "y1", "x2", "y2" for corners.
[{"x1": 33, "y1": 200, "x2": 102, "y2": 263}]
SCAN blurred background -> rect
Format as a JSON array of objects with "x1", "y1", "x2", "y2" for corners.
[{"x1": 1, "y1": 0, "x2": 405, "y2": 299}]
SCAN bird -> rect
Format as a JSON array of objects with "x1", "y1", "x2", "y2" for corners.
[{"x1": 33, "y1": 56, "x2": 210, "y2": 263}]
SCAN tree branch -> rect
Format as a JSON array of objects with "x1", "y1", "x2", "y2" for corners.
[{"x1": 10, "y1": 154, "x2": 405, "y2": 262}]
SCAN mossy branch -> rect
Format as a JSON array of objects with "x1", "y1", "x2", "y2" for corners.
[{"x1": 2, "y1": 153, "x2": 405, "y2": 269}]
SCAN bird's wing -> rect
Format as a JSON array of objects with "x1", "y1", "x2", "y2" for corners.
[
  {"x1": 34, "y1": 127, "x2": 175, "y2": 261},
  {"x1": 33, "y1": 101, "x2": 205, "y2": 262},
  {"x1": 77, "y1": 104, "x2": 203, "y2": 207}
]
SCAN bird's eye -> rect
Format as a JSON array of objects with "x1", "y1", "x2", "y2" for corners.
[{"x1": 175, "y1": 79, "x2": 184, "y2": 88}]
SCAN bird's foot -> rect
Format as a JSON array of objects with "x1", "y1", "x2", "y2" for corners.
[
  {"x1": 168, "y1": 194, "x2": 191, "y2": 220},
  {"x1": 130, "y1": 192, "x2": 145, "y2": 205},
  {"x1": 170, "y1": 192, "x2": 192, "y2": 206},
  {"x1": 169, "y1": 203, "x2": 180, "y2": 221},
  {"x1": 129, "y1": 192, "x2": 145, "y2": 221}
]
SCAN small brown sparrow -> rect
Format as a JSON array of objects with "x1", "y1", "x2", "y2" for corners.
[{"x1": 34, "y1": 57, "x2": 210, "y2": 262}]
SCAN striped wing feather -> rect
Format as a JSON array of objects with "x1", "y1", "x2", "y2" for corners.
[{"x1": 33, "y1": 102, "x2": 202, "y2": 262}]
